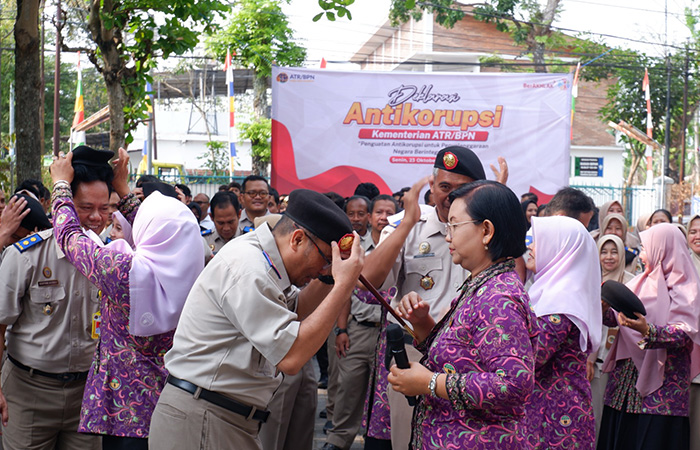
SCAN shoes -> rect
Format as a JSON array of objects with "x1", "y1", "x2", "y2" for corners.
[
  {"x1": 318, "y1": 376, "x2": 328, "y2": 389},
  {"x1": 322, "y1": 420, "x2": 333, "y2": 434},
  {"x1": 321, "y1": 443, "x2": 341, "y2": 450},
  {"x1": 319, "y1": 409, "x2": 327, "y2": 419}
]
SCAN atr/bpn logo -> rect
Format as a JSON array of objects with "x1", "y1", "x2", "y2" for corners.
[{"x1": 277, "y1": 72, "x2": 289, "y2": 83}]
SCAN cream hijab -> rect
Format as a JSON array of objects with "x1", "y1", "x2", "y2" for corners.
[
  {"x1": 598, "y1": 234, "x2": 633, "y2": 283},
  {"x1": 688, "y1": 215, "x2": 700, "y2": 276}
]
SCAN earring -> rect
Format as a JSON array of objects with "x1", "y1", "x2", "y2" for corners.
[{"x1": 484, "y1": 244, "x2": 489, "y2": 250}]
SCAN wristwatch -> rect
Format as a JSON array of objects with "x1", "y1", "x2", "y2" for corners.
[
  {"x1": 429, "y1": 372, "x2": 440, "y2": 397},
  {"x1": 334, "y1": 327, "x2": 348, "y2": 336}
]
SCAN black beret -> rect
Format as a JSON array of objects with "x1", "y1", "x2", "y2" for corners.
[
  {"x1": 142, "y1": 182, "x2": 179, "y2": 199},
  {"x1": 433, "y1": 146, "x2": 486, "y2": 181},
  {"x1": 12, "y1": 194, "x2": 51, "y2": 232},
  {"x1": 284, "y1": 189, "x2": 352, "y2": 245},
  {"x1": 601, "y1": 280, "x2": 646, "y2": 319},
  {"x1": 71, "y1": 145, "x2": 114, "y2": 168}
]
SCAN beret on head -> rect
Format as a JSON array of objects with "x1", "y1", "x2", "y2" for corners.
[
  {"x1": 142, "y1": 182, "x2": 179, "y2": 199},
  {"x1": 434, "y1": 146, "x2": 486, "y2": 181},
  {"x1": 13, "y1": 194, "x2": 51, "y2": 232},
  {"x1": 284, "y1": 189, "x2": 352, "y2": 245},
  {"x1": 71, "y1": 145, "x2": 114, "y2": 169}
]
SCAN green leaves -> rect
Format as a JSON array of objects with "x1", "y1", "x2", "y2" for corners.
[
  {"x1": 239, "y1": 118, "x2": 272, "y2": 162},
  {"x1": 314, "y1": 0, "x2": 354, "y2": 22}
]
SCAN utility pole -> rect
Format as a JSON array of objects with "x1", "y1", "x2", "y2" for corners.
[
  {"x1": 52, "y1": 0, "x2": 61, "y2": 156},
  {"x1": 680, "y1": 44, "x2": 689, "y2": 183}
]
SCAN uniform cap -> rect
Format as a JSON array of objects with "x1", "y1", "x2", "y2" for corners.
[
  {"x1": 601, "y1": 280, "x2": 646, "y2": 319},
  {"x1": 142, "y1": 182, "x2": 179, "y2": 199},
  {"x1": 284, "y1": 189, "x2": 352, "y2": 245},
  {"x1": 13, "y1": 194, "x2": 51, "y2": 232},
  {"x1": 71, "y1": 145, "x2": 114, "y2": 168},
  {"x1": 433, "y1": 146, "x2": 485, "y2": 181}
]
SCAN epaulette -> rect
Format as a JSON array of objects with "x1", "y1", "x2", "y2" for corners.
[
  {"x1": 525, "y1": 235, "x2": 533, "y2": 247},
  {"x1": 242, "y1": 226, "x2": 254, "y2": 234},
  {"x1": 13, "y1": 233, "x2": 45, "y2": 253},
  {"x1": 201, "y1": 229, "x2": 213, "y2": 237},
  {"x1": 388, "y1": 218, "x2": 402, "y2": 229}
]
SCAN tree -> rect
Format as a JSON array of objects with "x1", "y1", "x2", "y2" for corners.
[
  {"x1": 206, "y1": 0, "x2": 306, "y2": 118},
  {"x1": 196, "y1": 140, "x2": 229, "y2": 175},
  {"x1": 239, "y1": 117, "x2": 271, "y2": 176},
  {"x1": 15, "y1": 0, "x2": 42, "y2": 181},
  {"x1": 388, "y1": 0, "x2": 564, "y2": 73},
  {"x1": 59, "y1": 0, "x2": 227, "y2": 153}
]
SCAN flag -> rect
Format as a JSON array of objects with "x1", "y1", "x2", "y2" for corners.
[
  {"x1": 72, "y1": 53, "x2": 84, "y2": 127},
  {"x1": 137, "y1": 138, "x2": 148, "y2": 174},
  {"x1": 570, "y1": 62, "x2": 580, "y2": 141},
  {"x1": 320, "y1": 57, "x2": 327, "y2": 69},
  {"x1": 224, "y1": 49, "x2": 236, "y2": 174},
  {"x1": 643, "y1": 68, "x2": 652, "y2": 139}
]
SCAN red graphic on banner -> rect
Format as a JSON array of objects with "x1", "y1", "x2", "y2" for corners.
[
  {"x1": 528, "y1": 185, "x2": 555, "y2": 205},
  {"x1": 271, "y1": 120, "x2": 392, "y2": 197}
]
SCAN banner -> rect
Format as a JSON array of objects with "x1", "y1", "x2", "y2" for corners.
[{"x1": 272, "y1": 67, "x2": 573, "y2": 198}]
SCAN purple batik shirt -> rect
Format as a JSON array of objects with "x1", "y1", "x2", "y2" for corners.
[
  {"x1": 53, "y1": 192, "x2": 173, "y2": 438},
  {"x1": 411, "y1": 262, "x2": 537, "y2": 450}
]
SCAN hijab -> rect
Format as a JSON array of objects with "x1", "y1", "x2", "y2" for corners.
[
  {"x1": 111, "y1": 210, "x2": 133, "y2": 247},
  {"x1": 603, "y1": 223, "x2": 700, "y2": 396},
  {"x1": 598, "y1": 234, "x2": 633, "y2": 283},
  {"x1": 108, "y1": 191, "x2": 204, "y2": 336},
  {"x1": 687, "y1": 215, "x2": 700, "y2": 276},
  {"x1": 529, "y1": 216, "x2": 602, "y2": 353},
  {"x1": 598, "y1": 200, "x2": 623, "y2": 231},
  {"x1": 600, "y1": 213, "x2": 628, "y2": 243}
]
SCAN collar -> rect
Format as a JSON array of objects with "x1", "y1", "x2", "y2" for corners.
[
  {"x1": 38, "y1": 229, "x2": 66, "y2": 259},
  {"x1": 423, "y1": 206, "x2": 446, "y2": 238},
  {"x1": 240, "y1": 208, "x2": 269, "y2": 225},
  {"x1": 256, "y1": 222, "x2": 291, "y2": 292}
]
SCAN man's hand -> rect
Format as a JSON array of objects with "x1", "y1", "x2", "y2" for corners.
[
  {"x1": 490, "y1": 156, "x2": 508, "y2": 185},
  {"x1": 335, "y1": 333, "x2": 350, "y2": 358},
  {"x1": 401, "y1": 176, "x2": 431, "y2": 227},
  {"x1": 49, "y1": 151, "x2": 74, "y2": 185},
  {"x1": 0, "y1": 196, "x2": 29, "y2": 232},
  {"x1": 331, "y1": 231, "x2": 364, "y2": 289},
  {"x1": 112, "y1": 148, "x2": 131, "y2": 198}
]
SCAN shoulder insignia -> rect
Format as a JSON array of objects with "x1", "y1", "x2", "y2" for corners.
[
  {"x1": 13, "y1": 233, "x2": 45, "y2": 253},
  {"x1": 201, "y1": 229, "x2": 213, "y2": 237},
  {"x1": 242, "y1": 226, "x2": 254, "y2": 234},
  {"x1": 388, "y1": 218, "x2": 402, "y2": 228}
]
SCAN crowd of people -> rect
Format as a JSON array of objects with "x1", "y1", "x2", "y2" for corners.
[{"x1": 0, "y1": 144, "x2": 699, "y2": 450}]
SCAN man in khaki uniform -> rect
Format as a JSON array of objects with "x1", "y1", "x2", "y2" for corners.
[
  {"x1": 0, "y1": 146, "x2": 114, "y2": 450},
  {"x1": 362, "y1": 146, "x2": 505, "y2": 450},
  {"x1": 237, "y1": 175, "x2": 270, "y2": 236},
  {"x1": 203, "y1": 191, "x2": 241, "y2": 255},
  {"x1": 324, "y1": 195, "x2": 398, "y2": 450},
  {"x1": 149, "y1": 189, "x2": 365, "y2": 450}
]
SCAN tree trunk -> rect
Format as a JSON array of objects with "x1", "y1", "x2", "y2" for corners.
[
  {"x1": 253, "y1": 75, "x2": 268, "y2": 118},
  {"x1": 15, "y1": 0, "x2": 43, "y2": 182},
  {"x1": 252, "y1": 155, "x2": 268, "y2": 177},
  {"x1": 532, "y1": 42, "x2": 546, "y2": 73},
  {"x1": 105, "y1": 76, "x2": 126, "y2": 153}
]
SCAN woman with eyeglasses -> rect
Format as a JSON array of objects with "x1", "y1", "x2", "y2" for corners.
[
  {"x1": 523, "y1": 216, "x2": 602, "y2": 449},
  {"x1": 598, "y1": 223, "x2": 700, "y2": 450},
  {"x1": 387, "y1": 180, "x2": 538, "y2": 449}
]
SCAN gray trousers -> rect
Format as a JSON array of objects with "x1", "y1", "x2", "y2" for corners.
[
  {"x1": 260, "y1": 360, "x2": 317, "y2": 450},
  {"x1": 149, "y1": 383, "x2": 262, "y2": 450},
  {"x1": 326, "y1": 319, "x2": 381, "y2": 449},
  {"x1": 0, "y1": 359, "x2": 100, "y2": 450}
]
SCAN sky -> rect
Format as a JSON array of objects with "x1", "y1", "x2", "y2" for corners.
[{"x1": 284, "y1": 0, "x2": 696, "y2": 68}]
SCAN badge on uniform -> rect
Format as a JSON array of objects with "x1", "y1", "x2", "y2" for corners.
[
  {"x1": 420, "y1": 275, "x2": 435, "y2": 290},
  {"x1": 42, "y1": 266, "x2": 52, "y2": 278},
  {"x1": 91, "y1": 311, "x2": 102, "y2": 339},
  {"x1": 419, "y1": 242, "x2": 430, "y2": 254},
  {"x1": 42, "y1": 303, "x2": 54, "y2": 315}
]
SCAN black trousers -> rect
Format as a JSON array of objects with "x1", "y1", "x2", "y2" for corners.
[
  {"x1": 597, "y1": 405, "x2": 689, "y2": 450},
  {"x1": 102, "y1": 435, "x2": 149, "y2": 450}
]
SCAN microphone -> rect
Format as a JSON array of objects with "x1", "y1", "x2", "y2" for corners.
[{"x1": 386, "y1": 323, "x2": 416, "y2": 406}]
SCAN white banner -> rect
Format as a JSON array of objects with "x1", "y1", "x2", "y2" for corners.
[{"x1": 272, "y1": 67, "x2": 572, "y2": 199}]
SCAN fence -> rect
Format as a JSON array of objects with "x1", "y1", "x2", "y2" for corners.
[
  {"x1": 571, "y1": 184, "x2": 658, "y2": 225},
  {"x1": 129, "y1": 173, "x2": 265, "y2": 199}
]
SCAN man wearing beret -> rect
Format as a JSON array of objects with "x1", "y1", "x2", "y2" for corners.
[
  {"x1": 360, "y1": 145, "x2": 507, "y2": 450},
  {"x1": 0, "y1": 193, "x2": 52, "y2": 254},
  {"x1": 0, "y1": 145, "x2": 113, "y2": 450},
  {"x1": 149, "y1": 189, "x2": 365, "y2": 450}
]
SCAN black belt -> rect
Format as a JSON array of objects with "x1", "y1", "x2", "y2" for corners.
[
  {"x1": 167, "y1": 375, "x2": 270, "y2": 423},
  {"x1": 356, "y1": 319, "x2": 381, "y2": 328},
  {"x1": 8, "y1": 355, "x2": 88, "y2": 382}
]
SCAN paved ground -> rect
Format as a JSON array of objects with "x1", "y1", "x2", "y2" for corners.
[{"x1": 313, "y1": 385, "x2": 365, "y2": 450}]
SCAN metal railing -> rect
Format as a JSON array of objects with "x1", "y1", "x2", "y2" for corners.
[{"x1": 571, "y1": 184, "x2": 657, "y2": 225}]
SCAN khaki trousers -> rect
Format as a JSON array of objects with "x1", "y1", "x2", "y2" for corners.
[
  {"x1": 388, "y1": 345, "x2": 422, "y2": 450},
  {"x1": 149, "y1": 383, "x2": 262, "y2": 450},
  {"x1": 326, "y1": 330, "x2": 340, "y2": 421},
  {"x1": 0, "y1": 359, "x2": 100, "y2": 450},
  {"x1": 260, "y1": 360, "x2": 317, "y2": 450},
  {"x1": 327, "y1": 319, "x2": 380, "y2": 449}
]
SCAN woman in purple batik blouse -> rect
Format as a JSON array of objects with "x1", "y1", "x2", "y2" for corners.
[
  {"x1": 388, "y1": 180, "x2": 538, "y2": 450},
  {"x1": 523, "y1": 216, "x2": 602, "y2": 449},
  {"x1": 50, "y1": 149, "x2": 203, "y2": 450}
]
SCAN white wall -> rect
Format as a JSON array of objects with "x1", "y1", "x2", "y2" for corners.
[{"x1": 569, "y1": 145, "x2": 625, "y2": 186}]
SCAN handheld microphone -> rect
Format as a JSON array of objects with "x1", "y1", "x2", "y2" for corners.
[{"x1": 386, "y1": 323, "x2": 416, "y2": 406}]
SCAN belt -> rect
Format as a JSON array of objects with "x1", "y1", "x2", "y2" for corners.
[
  {"x1": 356, "y1": 319, "x2": 381, "y2": 328},
  {"x1": 167, "y1": 375, "x2": 270, "y2": 423},
  {"x1": 8, "y1": 355, "x2": 88, "y2": 382}
]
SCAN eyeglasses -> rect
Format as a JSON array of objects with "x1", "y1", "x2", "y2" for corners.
[
  {"x1": 445, "y1": 219, "x2": 479, "y2": 237},
  {"x1": 245, "y1": 190, "x2": 269, "y2": 198},
  {"x1": 295, "y1": 225, "x2": 332, "y2": 269}
]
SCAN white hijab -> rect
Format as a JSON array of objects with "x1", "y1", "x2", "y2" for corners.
[{"x1": 529, "y1": 216, "x2": 602, "y2": 353}]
